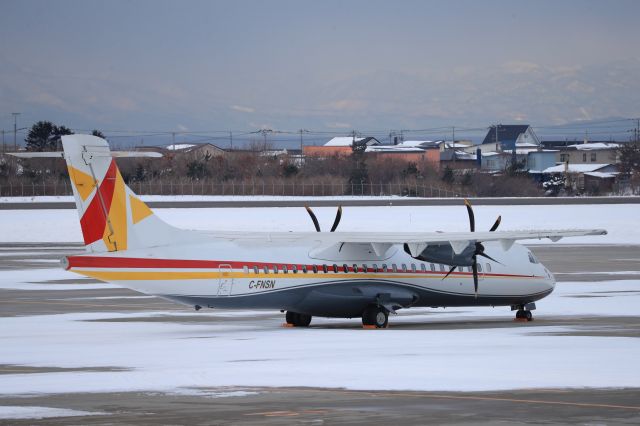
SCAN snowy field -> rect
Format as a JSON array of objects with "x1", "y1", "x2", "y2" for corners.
[
  {"x1": 0, "y1": 202, "x2": 638, "y2": 408},
  {"x1": 0, "y1": 203, "x2": 638, "y2": 244},
  {"x1": 0, "y1": 268, "x2": 639, "y2": 395}
]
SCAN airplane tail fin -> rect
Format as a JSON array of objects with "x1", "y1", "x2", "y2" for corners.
[{"x1": 60, "y1": 134, "x2": 191, "y2": 253}]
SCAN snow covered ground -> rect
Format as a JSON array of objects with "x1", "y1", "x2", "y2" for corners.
[
  {"x1": 0, "y1": 203, "x2": 638, "y2": 398},
  {"x1": 0, "y1": 263, "x2": 639, "y2": 395},
  {"x1": 0, "y1": 203, "x2": 638, "y2": 244}
]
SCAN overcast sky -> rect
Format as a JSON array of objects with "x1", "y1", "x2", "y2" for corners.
[{"x1": 1, "y1": 0, "x2": 639, "y2": 143}]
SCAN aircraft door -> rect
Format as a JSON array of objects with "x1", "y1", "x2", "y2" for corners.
[{"x1": 217, "y1": 264, "x2": 234, "y2": 296}]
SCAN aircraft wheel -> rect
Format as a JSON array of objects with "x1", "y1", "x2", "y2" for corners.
[
  {"x1": 362, "y1": 305, "x2": 388, "y2": 328},
  {"x1": 515, "y1": 309, "x2": 525, "y2": 319},
  {"x1": 285, "y1": 311, "x2": 312, "y2": 327},
  {"x1": 524, "y1": 310, "x2": 533, "y2": 321}
]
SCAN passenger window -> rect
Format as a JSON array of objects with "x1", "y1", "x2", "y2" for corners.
[
  {"x1": 323, "y1": 264, "x2": 328, "y2": 273},
  {"x1": 292, "y1": 265, "x2": 298, "y2": 274},
  {"x1": 243, "y1": 266, "x2": 248, "y2": 274},
  {"x1": 420, "y1": 264, "x2": 426, "y2": 272},
  {"x1": 302, "y1": 265, "x2": 307, "y2": 273},
  {"x1": 486, "y1": 263, "x2": 492, "y2": 272},
  {"x1": 273, "y1": 265, "x2": 278, "y2": 274},
  {"x1": 283, "y1": 265, "x2": 288, "y2": 274},
  {"x1": 373, "y1": 263, "x2": 378, "y2": 272},
  {"x1": 312, "y1": 265, "x2": 318, "y2": 273},
  {"x1": 263, "y1": 266, "x2": 269, "y2": 274},
  {"x1": 477, "y1": 264, "x2": 483, "y2": 272},
  {"x1": 333, "y1": 264, "x2": 338, "y2": 273},
  {"x1": 352, "y1": 264, "x2": 358, "y2": 273},
  {"x1": 382, "y1": 264, "x2": 388, "y2": 272},
  {"x1": 401, "y1": 264, "x2": 407, "y2": 272},
  {"x1": 439, "y1": 264, "x2": 445, "y2": 272},
  {"x1": 430, "y1": 264, "x2": 435, "y2": 272},
  {"x1": 411, "y1": 264, "x2": 417, "y2": 273},
  {"x1": 392, "y1": 264, "x2": 398, "y2": 273},
  {"x1": 253, "y1": 266, "x2": 259, "y2": 274},
  {"x1": 343, "y1": 264, "x2": 349, "y2": 273},
  {"x1": 363, "y1": 264, "x2": 368, "y2": 272}
]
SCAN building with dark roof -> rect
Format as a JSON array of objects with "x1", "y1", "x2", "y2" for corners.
[{"x1": 481, "y1": 124, "x2": 540, "y2": 151}]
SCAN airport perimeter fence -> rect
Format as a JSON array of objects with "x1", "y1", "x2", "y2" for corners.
[{"x1": 0, "y1": 180, "x2": 461, "y2": 198}]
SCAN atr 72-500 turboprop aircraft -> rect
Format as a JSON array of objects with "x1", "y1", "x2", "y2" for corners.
[{"x1": 13, "y1": 135, "x2": 607, "y2": 328}]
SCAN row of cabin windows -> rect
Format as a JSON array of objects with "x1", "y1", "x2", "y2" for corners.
[{"x1": 242, "y1": 262, "x2": 492, "y2": 274}]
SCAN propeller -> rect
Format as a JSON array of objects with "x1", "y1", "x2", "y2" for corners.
[
  {"x1": 462, "y1": 199, "x2": 501, "y2": 298},
  {"x1": 305, "y1": 205, "x2": 343, "y2": 233}
]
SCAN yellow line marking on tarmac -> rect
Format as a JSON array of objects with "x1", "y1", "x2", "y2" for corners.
[
  {"x1": 7, "y1": 300, "x2": 169, "y2": 309},
  {"x1": 246, "y1": 410, "x2": 329, "y2": 417},
  {"x1": 307, "y1": 389, "x2": 640, "y2": 411}
]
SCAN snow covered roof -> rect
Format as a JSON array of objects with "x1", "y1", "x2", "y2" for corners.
[
  {"x1": 584, "y1": 171, "x2": 617, "y2": 179},
  {"x1": 396, "y1": 140, "x2": 438, "y2": 148},
  {"x1": 365, "y1": 146, "x2": 424, "y2": 153},
  {"x1": 324, "y1": 137, "x2": 380, "y2": 147},
  {"x1": 166, "y1": 144, "x2": 196, "y2": 150},
  {"x1": 566, "y1": 142, "x2": 620, "y2": 150},
  {"x1": 542, "y1": 163, "x2": 611, "y2": 174}
]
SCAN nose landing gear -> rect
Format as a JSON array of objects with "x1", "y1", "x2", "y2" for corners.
[{"x1": 512, "y1": 303, "x2": 535, "y2": 322}]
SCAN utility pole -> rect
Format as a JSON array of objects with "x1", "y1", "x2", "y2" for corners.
[
  {"x1": 12, "y1": 112, "x2": 20, "y2": 151},
  {"x1": 229, "y1": 131, "x2": 233, "y2": 150},
  {"x1": 2, "y1": 129, "x2": 5, "y2": 154},
  {"x1": 171, "y1": 132, "x2": 176, "y2": 149},
  {"x1": 299, "y1": 129, "x2": 307, "y2": 153},
  {"x1": 452, "y1": 126, "x2": 456, "y2": 164}
]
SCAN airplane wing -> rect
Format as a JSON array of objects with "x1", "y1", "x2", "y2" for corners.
[{"x1": 208, "y1": 229, "x2": 607, "y2": 255}]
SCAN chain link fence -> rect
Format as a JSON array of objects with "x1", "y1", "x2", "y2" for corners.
[{"x1": 0, "y1": 180, "x2": 461, "y2": 198}]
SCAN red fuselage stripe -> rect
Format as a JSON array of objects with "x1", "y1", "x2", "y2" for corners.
[{"x1": 66, "y1": 256, "x2": 535, "y2": 278}]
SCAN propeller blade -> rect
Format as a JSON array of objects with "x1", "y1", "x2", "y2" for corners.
[
  {"x1": 304, "y1": 205, "x2": 321, "y2": 232},
  {"x1": 472, "y1": 258, "x2": 479, "y2": 298},
  {"x1": 442, "y1": 265, "x2": 457, "y2": 280},
  {"x1": 330, "y1": 205, "x2": 343, "y2": 232},
  {"x1": 464, "y1": 199, "x2": 475, "y2": 232},
  {"x1": 477, "y1": 251, "x2": 503, "y2": 265},
  {"x1": 489, "y1": 215, "x2": 502, "y2": 232}
]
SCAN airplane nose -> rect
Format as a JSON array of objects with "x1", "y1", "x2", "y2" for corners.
[{"x1": 543, "y1": 266, "x2": 556, "y2": 291}]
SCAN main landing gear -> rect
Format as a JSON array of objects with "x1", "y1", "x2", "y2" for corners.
[
  {"x1": 285, "y1": 311, "x2": 312, "y2": 327},
  {"x1": 362, "y1": 305, "x2": 389, "y2": 328}
]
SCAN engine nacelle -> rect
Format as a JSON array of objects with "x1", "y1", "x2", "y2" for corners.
[{"x1": 405, "y1": 243, "x2": 476, "y2": 266}]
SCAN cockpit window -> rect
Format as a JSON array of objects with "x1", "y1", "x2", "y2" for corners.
[{"x1": 528, "y1": 252, "x2": 539, "y2": 264}]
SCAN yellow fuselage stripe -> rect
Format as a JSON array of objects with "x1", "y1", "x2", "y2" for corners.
[{"x1": 71, "y1": 269, "x2": 537, "y2": 281}]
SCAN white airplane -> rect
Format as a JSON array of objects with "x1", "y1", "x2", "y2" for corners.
[{"x1": 13, "y1": 135, "x2": 607, "y2": 328}]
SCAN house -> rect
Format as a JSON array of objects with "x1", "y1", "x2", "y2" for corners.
[
  {"x1": 527, "y1": 150, "x2": 559, "y2": 174},
  {"x1": 303, "y1": 136, "x2": 380, "y2": 157},
  {"x1": 365, "y1": 144, "x2": 441, "y2": 169},
  {"x1": 555, "y1": 142, "x2": 619, "y2": 165},
  {"x1": 136, "y1": 143, "x2": 226, "y2": 159},
  {"x1": 477, "y1": 124, "x2": 540, "y2": 153},
  {"x1": 540, "y1": 163, "x2": 618, "y2": 193},
  {"x1": 166, "y1": 143, "x2": 226, "y2": 159}
]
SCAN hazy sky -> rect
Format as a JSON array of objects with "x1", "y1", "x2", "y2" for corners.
[{"x1": 1, "y1": 0, "x2": 639, "y2": 143}]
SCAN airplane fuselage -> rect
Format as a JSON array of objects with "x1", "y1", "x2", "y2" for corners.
[{"x1": 66, "y1": 240, "x2": 555, "y2": 318}]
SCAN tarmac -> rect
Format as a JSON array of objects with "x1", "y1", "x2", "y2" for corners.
[
  {"x1": 2, "y1": 195, "x2": 640, "y2": 210},
  {"x1": 0, "y1": 242, "x2": 639, "y2": 425}
]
